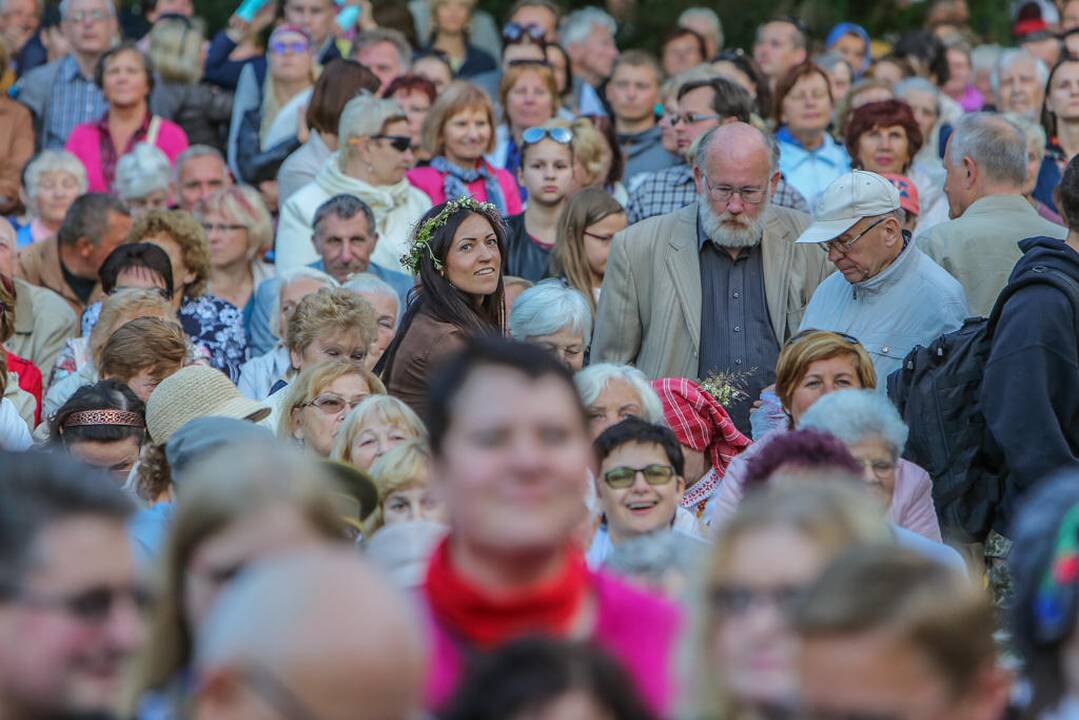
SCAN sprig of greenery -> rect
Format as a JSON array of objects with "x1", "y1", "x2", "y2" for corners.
[
  {"x1": 699, "y1": 368, "x2": 755, "y2": 408},
  {"x1": 400, "y1": 197, "x2": 497, "y2": 274}
]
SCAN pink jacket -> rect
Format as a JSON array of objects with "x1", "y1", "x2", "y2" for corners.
[
  {"x1": 421, "y1": 570, "x2": 681, "y2": 716},
  {"x1": 706, "y1": 430, "x2": 943, "y2": 542},
  {"x1": 407, "y1": 163, "x2": 523, "y2": 215},
  {"x1": 66, "y1": 117, "x2": 189, "y2": 193}
]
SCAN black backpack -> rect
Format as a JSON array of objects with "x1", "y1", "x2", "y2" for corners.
[{"x1": 887, "y1": 264, "x2": 1079, "y2": 544}]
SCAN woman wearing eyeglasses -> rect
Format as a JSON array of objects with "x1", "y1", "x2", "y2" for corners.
[
  {"x1": 279, "y1": 359, "x2": 386, "y2": 458},
  {"x1": 277, "y1": 94, "x2": 432, "y2": 274},
  {"x1": 503, "y1": 121, "x2": 573, "y2": 281}
]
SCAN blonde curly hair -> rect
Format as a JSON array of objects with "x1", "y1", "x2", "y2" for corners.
[
  {"x1": 285, "y1": 288, "x2": 377, "y2": 357},
  {"x1": 125, "y1": 209, "x2": 212, "y2": 298}
]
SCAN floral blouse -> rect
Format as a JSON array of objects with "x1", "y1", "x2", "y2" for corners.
[{"x1": 76, "y1": 294, "x2": 247, "y2": 383}]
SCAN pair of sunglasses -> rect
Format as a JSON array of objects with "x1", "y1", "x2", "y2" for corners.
[
  {"x1": 503, "y1": 21, "x2": 546, "y2": 44},
  {"x1": 269, "y1": 41, "x2": 309, "y2": 55},
  {"x1": 521, "y1": 126, "x2": 572, "y2": 146},
  {"x1": 372, "y1": 134, "x2": 412, "y2": 152}
]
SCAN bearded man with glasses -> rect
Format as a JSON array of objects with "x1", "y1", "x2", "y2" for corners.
[
  {"x1": 796, "y1": 170, "x2": 967, "y2": 384},
  {"x1": 593, "y1": 122, "x2": 829, "y2": 434}
]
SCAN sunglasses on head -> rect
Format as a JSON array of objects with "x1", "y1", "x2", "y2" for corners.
[
  {"x1": 786, "y1": 328, "x2": 862, "y2": 347},
  {"x1": 371, "y1": 134, "x2": 412, "y2": 152},
  {"x1": 503, "y1": 21, "x2": 546, "y2": 44},
  {"x1": 521, "y1": 126, "x2": 572, "y2": 146}
]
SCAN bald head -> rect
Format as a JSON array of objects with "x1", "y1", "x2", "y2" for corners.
[
  {"x1": 194, "y1": 547, "x2": 425, "y2": 720},
  {"x1": 694, "y1": 122, "x2": 778, "y2": 179}
]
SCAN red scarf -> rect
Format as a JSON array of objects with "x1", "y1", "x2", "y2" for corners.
[{"x1": 424, "y1": 537, "x2": 590, "y2": 649}]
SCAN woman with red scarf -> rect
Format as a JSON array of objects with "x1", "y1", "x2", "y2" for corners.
[{"x1": 420, "y1": 338, "x2": 680, "y2": 717}]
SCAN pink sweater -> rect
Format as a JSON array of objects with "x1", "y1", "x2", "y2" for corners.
[
  {"x1": 421, "y1": 570, "x2": 681, "y2": 716},
  {"x1": 66, "y1": 118, "x2": 189, "y2": 193},
  {"x1": 407, "y1": 163, "x2": 523, "y2": 215},
  {"x1": 707, "y1": 429, "x2": 943, "y2": 542}
]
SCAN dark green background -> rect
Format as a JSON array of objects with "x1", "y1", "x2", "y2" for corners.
[{"x1": 183, "y1": 0, "x2": 1015, "y2": 51}]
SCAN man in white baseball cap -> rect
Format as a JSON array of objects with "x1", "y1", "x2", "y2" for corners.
[{"x1": 796, "y1": 170, "x2": 969, "y2": 383}]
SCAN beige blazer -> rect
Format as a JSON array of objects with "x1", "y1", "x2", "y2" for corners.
[
  {"x1": 592, "y1": 202, "x2": 828, "y2": 380},
  {"x1": 6, "y1": 278, "x2": 79, "y2": 380}
]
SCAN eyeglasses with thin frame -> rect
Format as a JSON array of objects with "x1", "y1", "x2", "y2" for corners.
[
  {"x1": 371, "y1": 134, "x2": 413, "y2": 152},
  {"x1": 10, "y1": 584, "x2": 153, "y2": 625},
  {"x1": 703, "y1": 177, "x2": 767, "y2": 205},
  {"x1": 821, "y1": 216, "x2": 887, "y2": 255},
  {"x1": 63, "y1": 8, "x2": 110, "y2": 24},
  {"x1": 201, "y1": 222, "x2": 246, "y2": 234},
  {"x1": 666, "y1": 112, "x2": 722, "y2": 126},
  {"x1": 710, "y1": 582, "x2": 806, "y2": 617},
  {"x1": 300, "y1": 393, "x2": 367, "y2": 416},
  {"x1": 602, "y1": 464, "x2": 676, "y2": 489}
]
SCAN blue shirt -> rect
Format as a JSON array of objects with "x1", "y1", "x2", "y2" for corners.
[
  {"x1": 799, "y1": 239, "x2": 969, "y2": 383},
  {"x1": 44, "y1": 55, "x2": 108, "y2": 150},
  {"x1": 776, "y1": 127, "x2": 851, "y2": 211}
]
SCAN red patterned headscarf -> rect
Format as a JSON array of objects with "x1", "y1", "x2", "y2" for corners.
[{"x1": 651, "y1": 378, "x2": 751, "y2": 477}]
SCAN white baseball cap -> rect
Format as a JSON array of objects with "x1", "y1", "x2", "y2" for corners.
[{"x1": 794, "y1": 170, "x2": 901, "y2": 245}]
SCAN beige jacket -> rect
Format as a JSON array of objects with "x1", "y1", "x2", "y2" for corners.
[
  {"x1": 917, "y1": 193, "x2": 1067, "y2": 316},
  {"x1": 6, "y1": 278, "x2": 79, "y2": 380},
  {"x1": 16, "y1": 235, "x2": 104, "y2": 315},
  {"x1": 592, "y1": 203, "x2": 828, "y2": 380}
]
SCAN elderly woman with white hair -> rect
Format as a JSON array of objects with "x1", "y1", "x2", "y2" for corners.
[
  {"x1": 574, "y1": 362, "x2": 666, "y2": 440},
  {"x1": 344, "y1": 273, "x2": 400, "y2": 370},
  {"x1": 276, "y1": 94, "x2": 432, "y2": 272},
  {"x1": 116, "y1": 143, "x2": 172, "y2": 220},
  {"x1": 193, "y1": 185, "x2": 275, "y2": 337},
  {"x1": 237, "y1": 267, "x2": 338, "y2": 401},
  {"x1": 15, "y1": 150, "x2": 87, "y2": 248},
  {"x1": 797, "y1": 388, "x2": 942, "y2": 542},
  {"x1": 508, "y1": 280, "x2": 592, "y2": 371}
]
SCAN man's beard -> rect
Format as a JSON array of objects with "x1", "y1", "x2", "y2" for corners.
[{"x1": 698, "y1": 197, "x2": 769, "y2": 249}]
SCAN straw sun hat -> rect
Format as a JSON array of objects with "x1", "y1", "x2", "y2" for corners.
[{"x1": 145, "y1": 365, "x2": 271, "y2": 444}]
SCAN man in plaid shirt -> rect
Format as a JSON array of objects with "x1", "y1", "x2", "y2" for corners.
[{"x1": 626, "y1": 77, "x2": 809, "y2": 224}]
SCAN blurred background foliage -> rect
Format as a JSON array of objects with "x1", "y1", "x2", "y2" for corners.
[{"x1": 184, "y1": 0, "x2": 1016, "y2": 50}]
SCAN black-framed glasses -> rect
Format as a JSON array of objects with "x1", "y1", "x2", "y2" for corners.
[
  {"x1": 13, "y1": 585, "x2": 153, "y2": 624},
  {"x1": 703, "y1": 178, "x2": 767, "y2": 204},
  {"x1": 372, "y1": 134, "x2": 412, "y2": 152},
  {"x1": 503, "y1": 21, "x2": 546, "y2": 44},
  {"x1": 821, "y1": 217, "x2": 887, "y2": 255},
  {"x1": 666, "y1": 112, "x2": 722, "y2": 126},
  {"x1": 602, "y1": 464, "x2": 676, "y2": 489},
  {"x1": 521, "y1": 125, "x2": 572, "y2": 146},
  {"x1": 710, "y1": 583, "x2": 805, "y2": 616}
]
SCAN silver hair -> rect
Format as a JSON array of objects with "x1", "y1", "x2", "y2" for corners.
[
  {"x1": 797, "y1": 388, "x2": 909, "y2": 460},
  {"x1": 270, "y1": 267, "x2": 339, "y2": 340},
  {"x1": 508, "y1": 280, "x2": 593, "y2": 346},
  {"x1": 946, "y1": 111, "x2": 1027, "y2": 186},
  {"x1": 678, "y1": 7, "x2": 723, "y2": 52},
  {"x1": 352, "y1": 28, "x2": 412, "y2": 71},
  {"x1": 343, "y1": 273, "x2": 400, "y2": 327},
  {"x1": 894, "y1": 76, "x2": 941, "y2": 113},
  {"x1": 813, "y1": 51, "x2": 852, "y2": 77},
  {"x1": 559, "y1": 7, "x2": 616, "y2": 48},
  {"x1": 991, "y1": 48, "x2": 1049, "y2": 95},
  {"x1": 693, "y1": 124, "x2": 780, "y2": 175},
  {"x1": 338, "y1": 94, "x2": 405, "y2": 149},
  {"x1": 574, "y1": 363, "x2": 666, "y2": 426},
  {"x1": 312, "y1": 194, "x2": 377, "y2": 244},
  {"x1": 604, "y1": 530, "x2": 705, "y2": 590},
  {"x1": 59, "y1": 0, "x2": 114, "y2": 18},
  {"x1": 970, "y1": 44, "x2": 1003, "y2": 74},
  {"x1": 115, "y1": 143, "x2": 171, "y2": 200},
  {"x1": 24, "y1": 149, "x2": 88, "y2": 200},
  {"x1": 171, "y1": 144, "x2": 226, "y2": 186}
]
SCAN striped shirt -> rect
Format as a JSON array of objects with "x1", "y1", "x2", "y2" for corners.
[{"x1": 44, "y1": 56, "x2": 108, "y2": 150}]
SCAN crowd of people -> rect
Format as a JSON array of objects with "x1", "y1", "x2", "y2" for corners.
[{"x1": 2, "y1": 0, "x2": 1079, "y2": 717}]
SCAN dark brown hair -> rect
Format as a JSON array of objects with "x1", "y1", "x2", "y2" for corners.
[
  {"x1": 306, "y1": 60, "x2": 381, "y2": 136},
  {"x1": 773, "y1": 61, "x2": 833, "y2": 127}
]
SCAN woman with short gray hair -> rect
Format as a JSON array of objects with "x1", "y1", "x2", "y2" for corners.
[
  {"x1": 237, "y1": 267, "x2": 338, "y2": 401},
  {"x1": 508, "y1": 281, "x2": 592, "y2": 370},
  {"x1": 344, "y1": 273, "x2": 401, "y2": 370},
  {"x1": 16, "y1": 150, "x2": 88, "y2": 248},
  {"x1": 574, "y1": 363, "x2": 666, "y2": 440},
  {"x1": 277, "y1": 94, "x2": 432, "y2": 273},
  {"x1": 798, "y1": 388, "x2": 942, "y2": 541},
  {"x1": 116, "y1": 143, "x2": 172, "y2": 220}
]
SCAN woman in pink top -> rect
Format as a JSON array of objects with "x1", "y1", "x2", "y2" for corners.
[
  {"x1": 706, "y1": 331, "x2": 942, "y2": 542},
  {"x1": 66, "y1": 43, "x2": 189, "y2": 194},
  {"x1": 407, "y1": 81, "x2": 522, "y2": 215},
  {"x1": 419, "y1": 338, "x2": 679, "y2": 717}
]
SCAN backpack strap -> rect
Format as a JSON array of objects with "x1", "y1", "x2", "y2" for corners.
[
  {"x1": 987, "y1": 265, "x2": 1079, "y2": 339},
  {"x1": 146, "y1": 115, "x2": 162, "y2": 146}
]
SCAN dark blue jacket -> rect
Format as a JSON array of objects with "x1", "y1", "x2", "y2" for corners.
[{"x1": 983, "y1": 235, "x2": 1079, "y2": 532}]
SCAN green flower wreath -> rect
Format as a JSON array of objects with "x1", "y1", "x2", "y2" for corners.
[{"x1": 401, "y1": 196, "x2": 498, "y2": 274}]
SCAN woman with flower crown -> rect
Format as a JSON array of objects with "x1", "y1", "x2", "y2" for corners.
[{"x1": 375, "y1": 198, "x2": 506, "y2": 418}]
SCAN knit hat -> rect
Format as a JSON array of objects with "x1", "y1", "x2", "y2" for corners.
[
  {"x1": 146, "y1": 365, "x2": 270, "y2": 444},
  {"x1": 650, "y1": 377, "x2": 750, "y2": 476}
]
